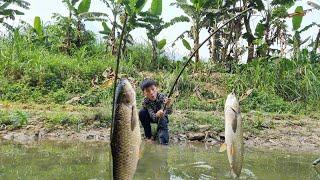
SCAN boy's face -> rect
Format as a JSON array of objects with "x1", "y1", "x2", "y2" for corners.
[{"x1": 143, "y1": 85, "x2": 158, "y2": 101}]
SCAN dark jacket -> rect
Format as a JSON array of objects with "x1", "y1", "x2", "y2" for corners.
[{"x1": 142, "y1": 93, "x2": 172, "y2": 122}]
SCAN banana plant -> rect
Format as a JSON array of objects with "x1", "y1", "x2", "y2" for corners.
[
  {"x1": 136, "y1": 0, "x2": 189, "y2": 64},
  {"x1": 170, "y1": 0, "x2": 212, "y2": 63},
  {"x1": 289, "y1": 5, "x2": 317, "y2": 57},
  {"x1": 31, "y1": 16, "x2": 49, "y2": 45},
  {"x1": 241, "y1": 0, "x2": 265, "y2": 63},
  {"x1": 203, "y1": 0, "x2": 244, "y2": 64},
  {"x1": 0, "y1": 0, "x2": 30, "y2": 30},
  {"x1": 83, "y1": 0, "x2": 146, "y2": 55},
  {"x1": 117, "y1": 0, "x2": 148, "y2": 56},
  {"x1": 307, "y1": 1, "x2": 320, "y2": 55},
  {"x1": 253, "y1": 0, "x2": 295, "y2": 57},
  {"x1": 83, "y1": 0, "x2": 123, "y2": 54},
  {"x1": 53, "y1": 0, "x2": 92, "y2": 53}
]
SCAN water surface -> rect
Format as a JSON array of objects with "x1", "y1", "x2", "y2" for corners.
[{"x1": 0, "y1": 140, "x2": 318, "y2": 179}]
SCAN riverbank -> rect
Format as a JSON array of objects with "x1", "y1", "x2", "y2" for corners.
[{"x1": 1, "y1": 102, "x2": 319, "y2": 153}]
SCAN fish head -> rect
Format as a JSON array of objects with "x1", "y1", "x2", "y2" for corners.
[
  {"x1": 116, "y1": 78, "x2": 136, "y2": 105},
  {"x1": 225, "y1": 92, "x2": 239, "y2": 111}
]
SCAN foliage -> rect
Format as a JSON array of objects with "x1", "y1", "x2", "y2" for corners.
[
  {"x1": 137, "y1": 10, "x2": 189, "y2": 63},
  {"x1": 228, "y1": 57, "x2": 320, "y2": 113},
  {"x1": 0, "y1": 0, "x2": 30, "y2": 30},
  {"x1": 0, "y1": 110, "x2": 28, "y2": 129}
]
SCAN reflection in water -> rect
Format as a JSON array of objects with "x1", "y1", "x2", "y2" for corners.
[
  {"x1": 0, "y1": 140, "x2": 318, "y2": 179},
  {"x1": 134, "y1": 143, "x2": 170, "y2": 179}
]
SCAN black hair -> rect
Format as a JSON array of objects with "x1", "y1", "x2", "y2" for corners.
[{"x1": 140, "y1": 78, "x2": 157, "y2": 91}]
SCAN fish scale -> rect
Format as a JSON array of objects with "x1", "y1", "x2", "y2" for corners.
[{"x1": 111, "y1": 79, "x2": 141, "y2": 180}]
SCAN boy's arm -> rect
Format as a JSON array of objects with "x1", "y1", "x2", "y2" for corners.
[
  {"x1": 142, "y1": 101, "x2": 157, "y2": 121},
  {"x1": 147, "y1": 107, "x2": 157, "y2": 121}
]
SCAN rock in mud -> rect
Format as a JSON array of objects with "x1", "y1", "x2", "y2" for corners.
[
  {"x1": 26, "y1": 125, "x2": 35, "y2": 130},
  {"x1": 204, "y1": 138, "x2": 219, "y2": 145},
  {"x1": 207, "y1": 131, "x2": 219, "y2": 138},
  {"x1": 187, "y1": 132, "x2": 206, "y2": 141},
  {"x1": 86, "y1": 134, "x2": 95, "y2": 140},
  {"x1": 178, "y1": 134, "x2": 187, "y2": 141},
  {"x1": 66, "y1": 96, "x2": 82, "y2": 104},
  {"x1": 219, "y1": 132, "x2": 225, "y2": 141},
  {"x1": 198, "y1": 125, "x2": 211, "y2": 132}
]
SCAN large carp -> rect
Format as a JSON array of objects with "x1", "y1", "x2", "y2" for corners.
[
  {"x1": 111, "y1": 78, "x2": 141, "y2": 180},
  {"x1": 220, "y1": 92, "x2": 244, "y2": 178}
]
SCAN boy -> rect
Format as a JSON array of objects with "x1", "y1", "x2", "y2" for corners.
[{"x1": 139, "y1": 78, "x2": 172, "y2": 145}]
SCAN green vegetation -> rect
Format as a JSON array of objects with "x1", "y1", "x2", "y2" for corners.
[
  {"x1": 0, "y1": 109, "x2": 28, "y2": 130},
  {"x1": 0, "y1": 0, "x2": 319, "y2": 133}
]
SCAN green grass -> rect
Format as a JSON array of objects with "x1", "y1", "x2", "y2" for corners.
[
  {"x1": 0, "y1": 102, "x2": 111, "y2": 131},
  {"x1": 1, "y1": 33, "x2": 320, "y2": 132},
  {"x1": 228, "y1": 58, "x2": 320, "y2": 114}
]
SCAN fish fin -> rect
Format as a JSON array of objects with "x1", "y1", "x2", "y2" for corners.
[
  {"x1": 219, "y1": 143, "x2": 227, "y2": 152},
  {"x1": 131, "y1": 105, "x2": 137, "y2": 131},
  {"x1": 230, "y1": 107, "x2": 238, "y2": 133}
]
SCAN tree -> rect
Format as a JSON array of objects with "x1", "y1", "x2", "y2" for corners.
[
  {"x1": 0, "y1": 0, "x2": 30, "y2": 30},
  {"x1": 241, "y1": 0, "x2": 265, "y2": 63},
  {"x1": 308, "y1": 1, "x2": 320, "y2": 55},
  {"x1": 204, "y1": 0, "x2": 244, "y2": 65},
  {"x1": 53, "y1": 0, "x2": 92, "y2": 54},
  {"x1": 102, "y1": 0, "x2": 122, "y2": 55},
  {"x1": 84, "y1": 0, "x2": 123, "y2": 54},
  {"x1": 137, "y1": 9, "x2": 189, "y2": 63},
  {"x1": 171, "y1": 0, "x2": 212, "y2": 63},
  {"x1": 253, "y1": 0, "x2": 295, "y2": 57}
]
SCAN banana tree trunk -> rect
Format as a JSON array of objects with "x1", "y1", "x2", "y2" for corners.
[
  {"x1": 151, "y1": 39, "x2": 158, "y2": 64},
  {"x1": 313, "y1": 29, "x2": 320, "y2": 53},
  {"x1": 66, "y1": 10, "x2": 72, "y2": 55},
  {"x1": 76, "y1": 19, "x2": 82, "y2": 48},
  {"x1": 244, "y1": 14, "x2": 254, "y2": 63},
  {"x1": 209, "y1": 27, "x2": 218, "y2": 63},
  {"x1": 222, "y1": 23, "x2": 233, "y2": 63},
  {"x1": 243, "y1": 0, "x2": 254, "y2": 63},
  {"x1": 121, "y1": 35, "x2": 127, "y2": 58},
  {"x1": 264, "y1": 10, "x2": 271, "y2": 56},
  {"x1": 194, "y1": 29, "x2": 200, "y2": 63}
]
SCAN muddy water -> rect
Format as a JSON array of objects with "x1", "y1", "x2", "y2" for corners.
[{"x1": 0, "y1": 140, "x2": 318, "y2": 179}]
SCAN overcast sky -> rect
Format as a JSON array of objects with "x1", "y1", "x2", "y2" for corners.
[{"x1": 3, "y1": 0, "x2": 320, "y2": 61}]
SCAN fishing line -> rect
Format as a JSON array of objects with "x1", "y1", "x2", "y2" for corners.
[
  {"x1": 110, "y1": 12, "x2": 128, "y2": 180},
  {"x1": 161, "y1": 7, "x2": 253, "y2": 111},
  {"x1": 154, "y1": 7, "x2": 253, "y2": 140},
  {"x1": 111, "y1": 12, "x2": 128, "y2": 139}
]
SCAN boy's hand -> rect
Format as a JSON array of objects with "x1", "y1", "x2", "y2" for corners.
[
  {"x1": 164, "y1": 98, "x2": 172, "y2": 107},
  {"x1": 156, "y1": 110, "x2": 164, "y2": 118}
]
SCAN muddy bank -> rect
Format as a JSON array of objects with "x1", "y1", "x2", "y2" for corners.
[{"x1": 1, "y1": 116, "x2": 319, "y2": 153}]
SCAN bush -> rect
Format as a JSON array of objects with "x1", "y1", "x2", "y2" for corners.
[
  {"x1": 228, "y1": 57, "x2": 320, "y2": 114},
  {"x1": 0, "y1": 110, "x2": 28, "y2": 129}
]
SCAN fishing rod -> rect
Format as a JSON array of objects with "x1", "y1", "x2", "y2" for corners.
[
  {"x1": 162, "y1": 7, "x2": 253, "y2": 112},
  {"x1": 110, "y1": 13, "x2": 128, "y2": 139}
]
